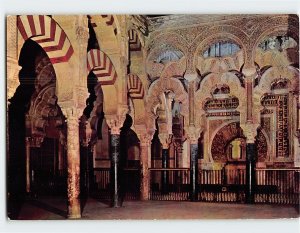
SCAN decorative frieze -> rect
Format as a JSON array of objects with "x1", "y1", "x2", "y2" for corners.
[{"x1": 262, "y1": 94, "x2": 289, "y2": 157}]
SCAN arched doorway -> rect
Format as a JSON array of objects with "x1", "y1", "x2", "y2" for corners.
[
  {"x1": 8, "y1": 39, "x2": 67, "y2": 219},
  {"x1": 120, "y1": 114, "x2": 141, "y2": 200}
]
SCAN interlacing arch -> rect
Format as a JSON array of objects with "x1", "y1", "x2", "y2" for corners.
[
  {"x1": 146, "y1": 77, "x2": 189, "y2": 128},
  {"x1": 251, "y1": 15, "x2": 299, "y2": 63},
  {"x1": 17, "y1": 15, "x2": 74, "y2": 64},
  {"x1": 193, "y1": 32, "x2": 246, "y2": 73},
  {"x1": 195, "y1": 72, "x2": 247, "y2": 127}
]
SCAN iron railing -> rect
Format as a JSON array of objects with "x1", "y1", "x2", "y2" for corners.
[
  {"x1": 255, "y1": 168, "x2": 300, "y2": 204},
  {"x1": 198, "y1": 169, "x2": 246, "y2": 203},
  {"x1": 92, "y1": 167, "x2": 300, "y2": 205},
  {"x1": 93, "y1": 167, "x2": 140, "y2": 200},
  {"x1": 149, "y1": 168, "x2": 190, "y2": 201}
]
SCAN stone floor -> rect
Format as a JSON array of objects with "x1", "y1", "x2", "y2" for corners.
[{"x1": 12, "y1": 196, "x2": 300, "y2": 220}]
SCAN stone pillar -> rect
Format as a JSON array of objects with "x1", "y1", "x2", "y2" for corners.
[
  {"x1": 186, "y1": 126, "x2": 201, "y2": 202},
  {"x1": 242, "y1": 67, "x2": 258, "y2": 204},
  {"x1": 136, "y1": 131, "x2": 153, "y2": 201},
  {"x1": 158, "y1": 133, "x2": 172, "y2": 194},
  {"x1": 106, "y1": 110, "x2": 127, "y2": 207},
  {"x1": 76, "y1": 15, "x2": 89, "y2": 84},
  {"x1": 242, "y1": 67, "x2": 257, "y2": 124},
  {"x1": 63, "y1": 108, "x2": 82, "y2": 219},
  {"x1": 25, "y1": 137, "x2": 31, "y2": 194},
  {"x1": 241, "y1": 124, "x2": 258, "y2": 204},
  {"x1": 7, "y1": 16, "x2": 20, "y2": 101},
  {"x1": 7, "y1": 16, "x2": 21, "y2": 173},
  {"x1": 110, "y1": 133, "x2": 121, "y2": 207}
]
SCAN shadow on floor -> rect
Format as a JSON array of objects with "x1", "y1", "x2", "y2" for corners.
[{"x1": 28, "y1": 199, "x2": 67, "y2": 218}]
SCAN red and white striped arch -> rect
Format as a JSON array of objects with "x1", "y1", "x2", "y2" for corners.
[
  {"x1": 127, "y1": 74, "x2": 144, "y2": 99},
  {"x1": 129, "y1": 29, "x2": 142, "y2": 51},
  {"x1": 17, "y1": 15, "x2": 74, "y2": 64},
  {"x1": 87, "y1": 49, "x2": 117, "y2": 85}
]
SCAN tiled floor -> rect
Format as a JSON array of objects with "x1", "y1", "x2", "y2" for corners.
[{"x1": 13, "y1": 196, "x2": 300, "y2": 220}]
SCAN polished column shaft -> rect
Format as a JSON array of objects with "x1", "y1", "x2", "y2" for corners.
[
  {"x1": 190, "y1": 143, "x2": 198, "y2": 201},
  {"x1": 161, "y1": 148, "x2": 169, "y2": 194},
  {"x1": 66, "y1": 117, "x2": 81, "y2": 219},
  {"x1": 111, "y1": 134, "x2": 121, "y2": 207},
  {"x1": 246, "y1": 143, "x2": 256, "y2": 204}
]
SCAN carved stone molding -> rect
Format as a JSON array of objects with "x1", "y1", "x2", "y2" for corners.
[{"x1": 6, "y1": 16, "x2": 17, "y2": 59}]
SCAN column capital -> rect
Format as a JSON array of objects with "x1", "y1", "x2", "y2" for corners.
[
  {"x1": 62, "y1": 107, "x2": 82, "y2": 123},
  {"x1": 240, "y1": 123, "x2": 259, "y2": 143},
  {"x1": 106, "y1": 106, "x2": 128, "y2": 135},
  {"x1": 138, "y1": 133, "x2": 153, "y2": 147},
  {"x1": 135, "y1": 125, "x2": 155, "y2": 147},
  {"x1": 26, "y1": 136, "x2": 44, "y2": 148},
  {"x1": 242, "y1": 66, "x2": 257, "y2": 81},
  {"x1": 185, "y1": 126, "x2": 202, "y2": 144},
  {"x1": 158, "y1": 133, "x2": 172, "y2": 149},
  {"x1": 184, "y1": 73, "x2": 198, "y2": 82}
]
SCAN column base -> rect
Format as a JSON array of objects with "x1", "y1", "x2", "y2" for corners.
[
  {"x1": 67, "y1": 213, "x2": 82, "y2": 219},
  {"x1": 111, "y1": 201, "x2": 122, "y2": 208}
]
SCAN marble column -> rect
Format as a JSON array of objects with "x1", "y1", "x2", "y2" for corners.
[
  {"x1": 110, "y1": 133, "x2": 121, "y2": 207},
  {"x1": 106, "y1": 111, "x2": 127, "y2": 207},
  {"x1": 25, "y1": 137, "x2": 31, "y2": 194},
  {"x1": 63, "y1": 108, "x2": 81, "y2": 219},
  {"x1": 246, "y1": 143, "x2": 257, "y2": 204},
  {"x1": 190, "y1": 143, "x2": 198, "y2": 201},
  {"x1": 241, "y1": 124, "x2": 258, "y2": 204},
  {"x1": 7, "y1": 16, "x2": 21, "y2": 176},
  {"x1": 139, "y1": 134, "x2": 152, "y2": 200},
  {"x1": 161, "y1": 148, "x2": 169, "y2": 194},
  {"x1": 158, "y1": 133, "x2": 172, "y2": 194},
  {"x1": 186, "y1": 126, "x2": 201, "y2": 201}
]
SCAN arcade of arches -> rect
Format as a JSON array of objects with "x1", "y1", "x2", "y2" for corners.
[{"x1": 6, "y1": 14, "x2": 300, "y2": 219}]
